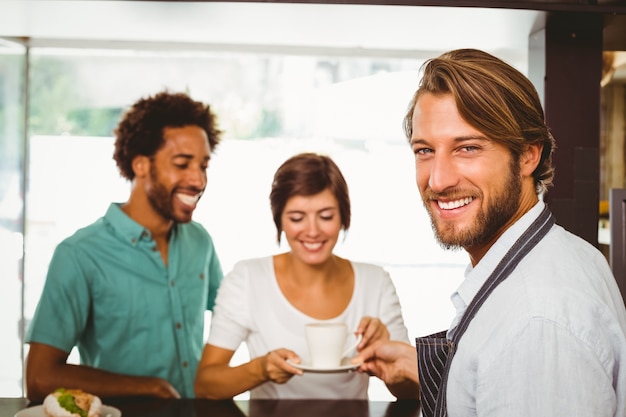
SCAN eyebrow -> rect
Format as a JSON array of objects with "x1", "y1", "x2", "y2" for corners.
[
  {"x1": 410, "y1": 134, "x2": 490, "y2": 146},
  {"x1": 285, "y1": 207, "x2": 338, "y2": 214},
  {"x1": 171, "y1": 153, "x2": 211, "y2": 161}
]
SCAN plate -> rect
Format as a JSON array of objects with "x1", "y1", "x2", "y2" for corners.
[
  {"x1": 15, "y1": 404, "x2": 121, "y2": 417},
  {"x1": 287, "y1": 358, "x2": 362, "y2": 373}
]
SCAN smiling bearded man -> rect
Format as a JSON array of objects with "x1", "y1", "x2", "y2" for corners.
[
  {"x1": 25, "y1": 91, "x2": 224, "y2": 402},
  {"x1": 354, "y1": 49, "x2": 626, "y2": 417}
]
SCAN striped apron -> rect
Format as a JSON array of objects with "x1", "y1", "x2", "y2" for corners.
[{"x1": 416, "y1": 205, "x2": 555, "y2": 417}]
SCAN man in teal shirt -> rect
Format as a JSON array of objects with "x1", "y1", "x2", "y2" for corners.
[{"x1": 25, "y1": 91, "x2": 223, "y2": 401}]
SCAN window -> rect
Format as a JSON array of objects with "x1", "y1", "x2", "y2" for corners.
[
  {"x1": 17, "y1": 46, "x2": 468, "y2": 399},
  {"x1": 0, "y1": 39, "x2": 26, "y2": 396}
]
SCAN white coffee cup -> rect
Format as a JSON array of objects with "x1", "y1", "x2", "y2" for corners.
[{"x1": 305, "y1": 322, "x2": 361, "y2": 368}]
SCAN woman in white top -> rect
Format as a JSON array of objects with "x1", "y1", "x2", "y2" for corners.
[{"x1": 194, "y1": 152, "x2": 411, "y2": 399}]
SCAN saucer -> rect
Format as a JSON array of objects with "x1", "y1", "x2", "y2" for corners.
[
  {"x1": 15, "y1": 405, "x2": 121, "y2": 417},
  {"x1": 286, "y1": 357, "x2": 362, "y2": 373}
]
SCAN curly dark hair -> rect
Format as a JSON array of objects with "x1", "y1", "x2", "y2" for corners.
[{"x1": 113, "y1": 90, "x2": 222, "y2": 180}]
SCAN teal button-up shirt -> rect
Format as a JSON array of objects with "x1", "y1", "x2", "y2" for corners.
[{"x1": 26, "y1": 203, "x2": 223, "y2": 397}]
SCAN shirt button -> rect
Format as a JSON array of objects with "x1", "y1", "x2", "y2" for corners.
[
  {"x1": 170, "y1": 280, "x2": 175, "y2": 287},
  {"x1": 182, "y1": 361, "x2": 188, "y2": 368},
  {"x1": 199, "y1": 273, "x2": 205, "y2": 280},
  {"x1": 176, "y1": 322, "x2": 182, "y2": 329},
  {"x1": 152, "y1": 246, "x2": 158, "y2": 252}
]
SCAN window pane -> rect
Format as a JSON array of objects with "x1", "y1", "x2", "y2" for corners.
[
  {"x1": 24, "y1": 47, "x2": 468, "y2": 400},
  {"x1": 0, "y1": 40, "x2": 26, "y2": 397}
]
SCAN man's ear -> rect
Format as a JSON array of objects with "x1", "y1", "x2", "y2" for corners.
[
  {"x1": 132, "y1": 155, "x2": 150, "y2": 178},
  {"x1": 520, "y1": 143, "x2": 542, "y2": 177}
]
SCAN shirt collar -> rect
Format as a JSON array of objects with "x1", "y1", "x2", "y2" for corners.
[
  {"x1": 104, "y1": 202, "x2": 153, "y2": 245},
  {"x1": 455, "y1": 199, "x2": 545, "y2": 309}
]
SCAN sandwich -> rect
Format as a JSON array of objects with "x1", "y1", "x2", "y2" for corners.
[{"x1": 43, "y1": 388, "x2": 102, "y2": 417}]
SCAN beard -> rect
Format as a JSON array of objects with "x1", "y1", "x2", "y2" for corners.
[
  {"x1": 425, "y1": 156, "x2": 522, "y2": 251},
  {"x1": 146, "y1": 164, "x2": 193, "y2": 224}
]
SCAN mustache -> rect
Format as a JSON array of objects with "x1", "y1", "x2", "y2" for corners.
[{"x1": 422, "y1": 188, "x2": 477, "y2": 201}]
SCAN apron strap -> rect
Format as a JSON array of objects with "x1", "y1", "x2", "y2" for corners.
[
  {"x1": 417, "y1": 205, "x2": 555, "y2": 417},
  {"x1": 450, "y1": 205, "x2": 555, "y2": 344}
]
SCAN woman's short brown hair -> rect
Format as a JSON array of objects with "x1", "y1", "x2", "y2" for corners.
[{"x1": 270, "y1": 152, "x2": 351, "y2": 243}]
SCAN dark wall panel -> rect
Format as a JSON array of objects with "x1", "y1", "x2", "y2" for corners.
[{"x1": 541, "y1": 12, "x2": 603, "y2": 246}]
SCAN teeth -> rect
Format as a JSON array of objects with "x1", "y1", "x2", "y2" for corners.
[
  {"x1": 303, "y1": 242, "x2": 322, "y2": 250},
  {"x1": 177, "y1": 193, "x2": 200, "y2": 206},
  {"x1": 438, "y1": 197, "x2": 473, "y2": 210}
]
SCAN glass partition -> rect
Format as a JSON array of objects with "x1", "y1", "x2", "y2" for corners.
[
  {"x1": 0, "y1": 39, "x2": 26, "y2": 396},
  {"x1": 20, "y1": 46, "x2": 470, "y2": 399}
]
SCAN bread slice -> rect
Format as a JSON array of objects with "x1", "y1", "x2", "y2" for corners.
[{"x1": 43, "y1": 388, "x2": 102, "y2": 417}]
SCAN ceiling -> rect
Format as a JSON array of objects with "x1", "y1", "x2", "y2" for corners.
[
  {"x1": 0, "y1": 1, "x2": 547, "y2": 66},
  {"x1": 1, "y1": 1, "x2": 625, "y2": 80}
]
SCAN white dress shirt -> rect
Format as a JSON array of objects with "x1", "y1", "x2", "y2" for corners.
[{"x1": 446, "y1": 201, "x2": 626, "y2": 417}]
